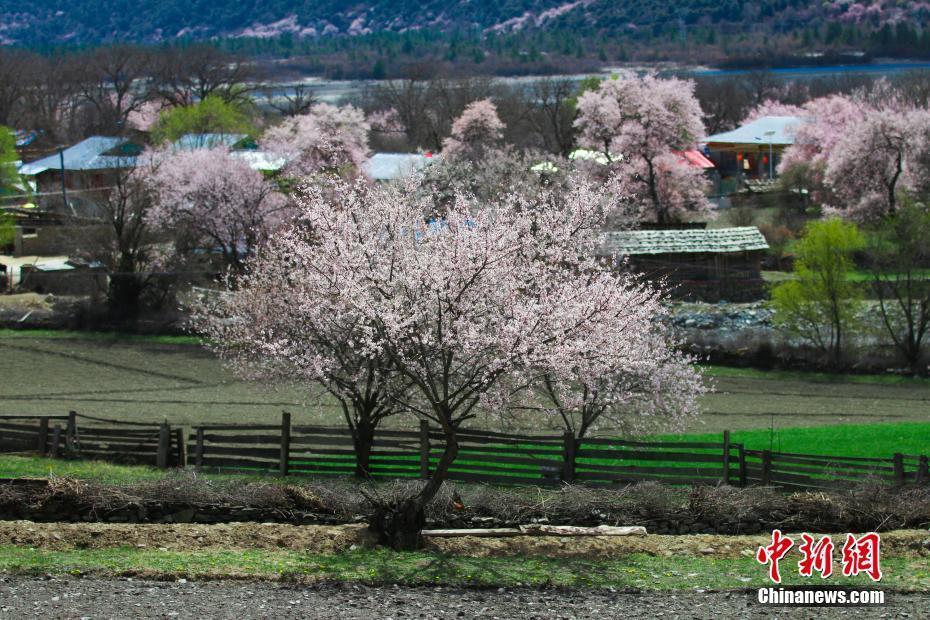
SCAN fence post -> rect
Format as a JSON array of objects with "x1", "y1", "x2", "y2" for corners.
[
  {"x1": 738, "y1": 445, "x2": 747, "y2": 488},
  {"x1": 761, "y1": 450, "x2": 772, "y2": 486},
  {"x1": 37, "y1": 417, "x2": 49, "y2": 454},
  {"x1": 50, "y1": 425, "x2": 62, "y2": 458},
  {"x1": 917, "y1": 456, "x2": 929, "y2": 486},
  {"x1": 65, "y1": 411, "x2": 76, "y2": 455},
  {"x1": 419, "y1": 420, "x2": 430, "y2": 479},
  {"x1": 156, "y1": 422, "x2": 170, "y2": 469},
  {"x1": 174, "y1": 428, "x2": 185, "y2": 468},
  {"x1": 195, "y1": 427, "x2": 204, "y2": 469},
  {"x1": 893, "y1": 453, "x2": 905, "y2": 486},
  {"x1": 279, "y1": 412, "x2": 291, "y2": 476},
  {"x1": 722, "y1": 431, "x2": 731, "y2": 486},
  {"x1": 561, "y1": 431, "x2": 576, "y2": 483}
]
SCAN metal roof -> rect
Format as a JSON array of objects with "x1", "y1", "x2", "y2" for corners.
[
  {"x1": 231, "y1": 150, "x2": 287, "y2": 172},
  {"x1": 704, "y1": 116, "x2": 804, "y2": 147},
  {"x1": 19, "y1": 136, "x2": 138, "y2": 176},
  {"x1": 599, "y1": 227, "x2": 769, "y2": 256},
  {"x1": 172, "y1": 133, "x2": 247, "y2": 151},
  {"x1": 363, "y1": 153, "x2": 437, "y2": 181}
]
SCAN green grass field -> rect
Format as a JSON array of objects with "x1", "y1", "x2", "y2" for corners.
[
  {"x1": 1, "y1": 330, "x2": 928, "y2": 436},
  {"x1": 661, "y1": 422, "x2": 930, "y2": 458},
  {"x1": 1, "y1": 417, "x2": 926, "y2": 484},
  {"x1": 0, "y1": 546, "x2": 925, "y2": 591}
]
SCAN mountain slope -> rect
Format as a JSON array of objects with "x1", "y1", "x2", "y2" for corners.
[{"x1": 3, "y1": 0, "x2": 927, "y2": 47}]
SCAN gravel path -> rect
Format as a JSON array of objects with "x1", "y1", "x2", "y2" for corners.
[{"x1": 0, "y1": 577, "x2": 926, "y2": 619}]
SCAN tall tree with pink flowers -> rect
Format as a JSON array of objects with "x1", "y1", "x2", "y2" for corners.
[
  {"x1": 200, "y1": 176, "x2": 703, "y2": 549},
  {"x1": 574, "y1": 72, "x2": 711, "y2": 224},
  {"x1": 145, "y1": 146, "x2": 291, "y2": 274},
  {"x1": 262, "y1": 102, "x2": 370, "y2": 180}
]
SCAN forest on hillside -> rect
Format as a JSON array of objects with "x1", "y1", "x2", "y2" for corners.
[{"x1": 3, "y1": 0, "x2": 930, "y2": 74}]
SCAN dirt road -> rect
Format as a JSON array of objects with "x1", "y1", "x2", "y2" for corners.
[{"x1": 0, "y1": 577, "x2": 926, "y2": 619}]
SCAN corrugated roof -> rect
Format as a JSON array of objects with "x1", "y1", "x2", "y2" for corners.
[
  {"x1": 599, "y1": 227, "x2": 769, "y2": 256},
  {"x1": 19, "y1": 136, "x2": 137, "y2": 176},
  {"x1": 704, "y1": 116, "x2": 804, "y2": 146},
  {"x1": 172, "y1": 133, "x2": 247, "y2": 151},
  {"x1": 363, "y1": 153, "x2": 437, "y2": 181}
]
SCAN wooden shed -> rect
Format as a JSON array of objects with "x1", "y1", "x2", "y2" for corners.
[{"x1": 598, "y1": 226, "x2": 770, "y2": 302}]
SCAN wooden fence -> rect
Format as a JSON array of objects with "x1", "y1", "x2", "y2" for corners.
[
  {"x1": 0, "y1": 412, "x2": 183, "y2": 468},
  {"x1": 1, "y1": 413, "x2": 928, "y2": 490}
]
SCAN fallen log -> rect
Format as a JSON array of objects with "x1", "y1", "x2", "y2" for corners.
[{"x1": 421, "y1": 525, "x2": 647, "y2": 538}]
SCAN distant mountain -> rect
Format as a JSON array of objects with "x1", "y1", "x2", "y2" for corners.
[
  {"x1": 3, "y1": 1, "x2": 930, "y2": 68},
  {"x1": 0, "y1": 1, "x2": 925, "y2": 45}
]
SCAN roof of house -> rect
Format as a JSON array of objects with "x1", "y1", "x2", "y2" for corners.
[
  {"x1": 677, "y1": 149, "x2": 715, "y2": 169},
  {"x1": 231, "y1": 150, "x2": 287, "y2": 172},
  {"x1": 363, "y1": 152, "x2": 437, "y2": 181},
  {"x1": 704, "y1": 116, "x2": 804, "y2": 147},
  {"x1": 598, "y1": 226, "x2": 769, "y2": 256},
  {"x1": 19, "y1": 137, "x2": 138, "y2": 176},
  {"x1": 172, "y1": 133, "x2": 248, "y2": 151}
]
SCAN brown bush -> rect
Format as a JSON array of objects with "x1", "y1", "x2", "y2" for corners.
[{"x1": 2, "y1": 475, "x2": 929, "y2": 532}]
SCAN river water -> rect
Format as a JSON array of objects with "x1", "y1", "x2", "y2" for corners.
[{"x1": 264, "y1": 60, "x2": 930, "y2": 104}]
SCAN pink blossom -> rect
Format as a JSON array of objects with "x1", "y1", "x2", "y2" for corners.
[
  {"x1": 442, "y1": 99, "x2": 506, "y2": 161},
  {"x1": 262, "y1": 103, "x2": 370, "y2": 179},
  {"x1": 126, "y1": 99, "x2": 169, "y2": 132},
  {"x1": 574, "y1": 72, "x2": 711, "y2": 223},
  {"x1": 824, "y1": 109, "x2": 930, "y2": 220},
  {"x1": 144, "y1": 146, "x2": 291, "y2": 272},
  {"x1": 197, "y1": 176, "x2": 703, "y2": 534},
  {"x1": 367, "y1": 108, "x2": 405, "y2": 135},
  {"x1": 744, "y1": 100, "x2": 806, "y2": 123}
]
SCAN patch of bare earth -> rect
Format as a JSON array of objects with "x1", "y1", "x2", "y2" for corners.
[{"x1": 1, "y1": 521, "x2": 928, "y2": 560}]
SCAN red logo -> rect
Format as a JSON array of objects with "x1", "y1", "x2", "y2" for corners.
[
  {"x1": 757, "y1": 531, "x2": 883, "y2": 583},
  {"x1": 798, "y1": 533, "x2": 834, "y2": 578},
  {"x1": 841, "y1": 532, "x2": 883, "y2": 582},
  {"x1": 756, "y1": 529, "x2": 795, "y2": 584}
]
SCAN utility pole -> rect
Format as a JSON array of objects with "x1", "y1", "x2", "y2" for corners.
[
  {"x1": 58, "y1": 147, "x2": 68, "y2": 210},
  {"x1": 764, "y1": 130, "x2": 775, "y2": 180}
]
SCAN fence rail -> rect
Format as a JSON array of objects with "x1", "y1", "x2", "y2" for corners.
[
  {"x1": 0, "y1": 412, "x2": 183, "y2": 467},
  {"x1": 1, "y1": 413, "x2": 927, "y2": 490}
]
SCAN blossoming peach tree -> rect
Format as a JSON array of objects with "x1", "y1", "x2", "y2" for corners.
[
  {"x1": 199, "y1": 176, "x2": 703, "y2": 548},
  {"x1": 145, "y1": 146, "x2": 290, "y2": 274},
  {"x1": 574, "y1": 71, "x2": 712, "y2": 224}
]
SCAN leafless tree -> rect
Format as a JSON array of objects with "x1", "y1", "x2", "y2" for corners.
[
  {"x1": 0, "y1": 49, "x2": 37, "y2": 126},
  {"x1": 18, "y1": 54, "x2": 84, "y2": 144},
  {"x1": 72, "y1": 46, "x2": 153, "y2": 135},
  {"x1": 152, "y1": 45, "x2": 259, "y2": 107},
  {"x1": 264, "y1": 84, "x2": 317, "y2": 117},
  {"x1": 525, "y1": 77, "x2": 577, "y2": 156},
  {"x1": 80, "y1": 167, "x2": 175, "y2": 317},
  {"x1": 694, "y1": 76, "x2": 750, "y2": 134}
]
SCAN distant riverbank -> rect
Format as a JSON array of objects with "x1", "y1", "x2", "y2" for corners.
[{"x1": 263, "y1": 59, "x2": 930, "y2": 104}]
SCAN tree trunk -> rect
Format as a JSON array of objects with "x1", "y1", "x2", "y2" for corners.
[
  {"x1": 369, "y1": 425, "x2": 459, "y2": 550},
  {"x1": 108, "y1": 255, "x2": 143, "y2": 320},
  {"x1": 646, "y1": 158, "x2": 664, "y2": 224},
  {"x1": 352, "y1": 418, "x2": 376, "y2": 480}
]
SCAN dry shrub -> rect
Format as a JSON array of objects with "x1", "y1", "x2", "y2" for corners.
[
  {"x1": 688, "y1": 484, "x2": 781, "y2": 524},
  {"x1": 3, "y1": 474, "x2": 930, "y2": 531},
  {"x1": 729, "y1": 204, "x2": 757, "y2": 227},
  {"x1": 758, "y1": 223, "x2": 795, "y2": 265}
]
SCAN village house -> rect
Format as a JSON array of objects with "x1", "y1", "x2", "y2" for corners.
[
  {"x1": 598, "y1": 226, "x2": 770, "y2": 302},
  {"x1": 703, "y1": 116, "x2": 804, "y2": 193},
  {"x1": 17, "y1": 136, "x2": 143, "y2": 215},
  {"x1": 171, "y1": 133, "x2": 286, "y2": 172}
]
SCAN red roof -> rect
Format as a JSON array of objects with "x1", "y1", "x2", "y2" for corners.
[{"x1": 676, "y1": 150, "x2": 715, "y2": 169}]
